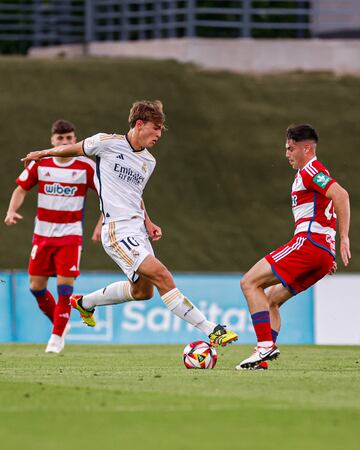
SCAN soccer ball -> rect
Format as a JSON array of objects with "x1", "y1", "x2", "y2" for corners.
[{"x1": 183, "y1": 340, "x2": 217, "y2": 369}]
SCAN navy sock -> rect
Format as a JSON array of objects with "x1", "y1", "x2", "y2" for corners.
[{"x1": 271, "y1": 329, "x2": 279, "y2": 343}]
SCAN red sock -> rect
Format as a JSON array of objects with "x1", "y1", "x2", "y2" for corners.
[
  {"x1": 30, "y1": 289, "x2": 56, "y2": 323},
  {"x1": 251, "y1": 311, "x2": 273, "y2": 343},
  {"x1": 52, "y1": 285, "x2": 73, "y2": 336}
]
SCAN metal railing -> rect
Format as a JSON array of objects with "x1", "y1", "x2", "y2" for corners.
[{"x1": 0, "y1": 1, "x2": 359, "y2": 54}]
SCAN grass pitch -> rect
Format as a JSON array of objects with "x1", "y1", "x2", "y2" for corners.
[{"x1": 0, "y1": 344, "x2": 359, "y2": 450}]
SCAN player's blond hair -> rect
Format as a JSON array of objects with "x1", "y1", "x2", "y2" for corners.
[{"x1": 128, "y1": 100, "x2": 166, "y2": 129}]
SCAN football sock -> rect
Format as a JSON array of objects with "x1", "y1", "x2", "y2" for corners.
[
  {"x1": 52, "y1": 285, "x2": 73, "y2": 337},
  {"x1": 30, "y1": 288, "x2": 56, "y2": 322},
  {"x1": 271, "y1": 329, "x2": 279, "y2": 343},
  {"x1": 161, "y1": 288, "x2": 215, "y2": 335},
  {"x1": 81, "y1": 281, "x2": 134, "y2": 310},
  {"x1": 251, "y1": 310, "x2": 273, "y2": 345}
]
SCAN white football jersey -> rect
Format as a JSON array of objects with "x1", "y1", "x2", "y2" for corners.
[{"x1": 83, "y1": 133, "x2": 156, "y2": 223}]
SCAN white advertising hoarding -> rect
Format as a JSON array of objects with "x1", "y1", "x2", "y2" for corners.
[{"x1": 315, "y1": 274, "x2": 360, "y2": 345}]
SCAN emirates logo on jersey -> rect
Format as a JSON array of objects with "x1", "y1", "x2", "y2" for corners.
[
  {"x1": 113, "y1": 164, "x2": 145, "y2": 185},
  {"x1": 44, "y1": 183, "x2": 78, "y2": 196}
]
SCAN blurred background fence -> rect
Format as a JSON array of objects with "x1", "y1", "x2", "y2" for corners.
[{"x1": 1, "y1": 1, "x2": 360, "y2": 54}]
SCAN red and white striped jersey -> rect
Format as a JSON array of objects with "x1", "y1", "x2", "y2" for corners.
[
  {"x1": 16, "y1": 157, "x2": 96, "y2": 246},
  {"x1": 291, "y1": 157, "x2": 337, "y2": 254}
]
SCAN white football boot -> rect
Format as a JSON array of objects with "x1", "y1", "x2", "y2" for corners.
[
  {"x1": 235, "y1": 344, "x2": 280, "y2": 370},
  {"x1": 45, "y1": 323, "x2": 71, "y2": 354}
]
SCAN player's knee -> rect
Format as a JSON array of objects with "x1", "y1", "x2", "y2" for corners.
[
  {"x1": 240, "y1": 276, "x2": 251, "y2": 293},
  {"x1": 30, "y1": 281, "x2": 46, "y2": 291},
  {"x1": 153, "y1": 266, "x2": 174, "y2": 291}
]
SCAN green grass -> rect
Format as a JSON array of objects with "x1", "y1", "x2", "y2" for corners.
[{"x1": 0, "y1": 344, "x2": 359, "y2": 450}]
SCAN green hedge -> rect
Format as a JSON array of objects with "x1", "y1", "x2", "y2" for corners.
[{"x1": 1, "y1": 57, "x2": 359, "y2": 272}]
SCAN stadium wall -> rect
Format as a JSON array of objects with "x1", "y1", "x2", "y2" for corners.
[
  {"x1": 0, "y1": 271, "x2": 357, "y2": 345},
  {"x1": 29, "y1": 38, "x2": 360, "y2": 74}
]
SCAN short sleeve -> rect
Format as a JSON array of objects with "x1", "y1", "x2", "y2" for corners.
[
  {"x1": 16, "y1": 160, "x2": 38, "y2": 191},
  {"x1": 302, "y1": 169, "x2": 336, "y2": 195},
  {"x1": 83, "y1": 133, "x2": 107, "y2": 157}
]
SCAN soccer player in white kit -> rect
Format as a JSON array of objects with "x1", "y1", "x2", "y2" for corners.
[{"x1": 21, "y1": 100, "x2": 238, "y2": 347}]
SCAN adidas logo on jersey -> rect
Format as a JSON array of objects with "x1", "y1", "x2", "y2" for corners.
[
  {"x1": 44, "y1": 183, "x2": 78, "y2": 196},
  {"x1": 116, "y1": 154, "x2": 124, "y2": 160}
]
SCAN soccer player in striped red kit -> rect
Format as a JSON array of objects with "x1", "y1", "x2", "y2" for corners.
[
  {"x1": 4, "y1": 120, "x2": 102, "y2": 353},
  {"x1": 236, "y1": 124, "x2": 351, "y2": 370}
]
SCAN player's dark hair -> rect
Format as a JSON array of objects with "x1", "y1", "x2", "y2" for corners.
[
  {"x1": 286, "y1": 124, "x2": 318, "y2": 143},
  {"x1": 51, "y1": 119, "x2": 75, "y2": 135},
  {"x1": 128, "y1": 100, "x2": 166, "y2": 129}
]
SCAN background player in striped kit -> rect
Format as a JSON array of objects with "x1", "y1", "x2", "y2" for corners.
[
  {"x1": 20, "y1": 100, "x2": 238, "y2": 348},
  {"x1": 236, "y1": 124, "x2": 351, "y2": 370},
  {"x1": 4, "y1": 119, "x2": 102, "y2": 353}
]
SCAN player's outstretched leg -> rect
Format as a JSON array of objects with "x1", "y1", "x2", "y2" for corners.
[
  {"x1": 70, "y1": 281, "x2": 138, "y2": 327},
  {"x1": 161, "y1": 288, "x2": 238, "y2": 346},
  {"x1": 136, "y1": 256, "x2": 239, "y2": 345},
  {"x1": 70, "y1": 294, "x2": 96, "y2": 327}
]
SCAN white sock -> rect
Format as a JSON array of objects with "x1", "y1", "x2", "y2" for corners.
[
  {"x1": 161, "y1": 288, "x2": 216, "y2": 335},
  {"x1": 258, "y1": 341, "x2": 274, "y2": 348},
  {"x1": 82, "y1": 281, "x2": 134, "y2": 309}
]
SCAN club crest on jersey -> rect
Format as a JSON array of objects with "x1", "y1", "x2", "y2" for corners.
[
  {"x1": 313, "y1": 172, "x2": 332, "y2": 189},
  {"x1": 141, "y1": 162, "x2": 148, "y2": 174},
  {"x1": 44, "y1": 183, "x2": 78, "y2": 196}
]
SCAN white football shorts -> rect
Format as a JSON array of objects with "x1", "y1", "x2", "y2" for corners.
[{"x1": 101, "y1": 218, "x2": 154, "y2": 283}]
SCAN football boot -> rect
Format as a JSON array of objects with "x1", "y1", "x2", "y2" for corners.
[{"x1": 70, "y1": 294, "x2": 96, "y2": 327}]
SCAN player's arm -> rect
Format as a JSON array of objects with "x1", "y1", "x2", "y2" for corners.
[
  {"x1": 91, "y1": 214, "x2": 104, "y2": 243},
  {"x1": 326, "y1": 182, "x2": 351, "y2": 267},
  {"x1": 4, "y1": 186, "x2": 28, "y2": 225},
  {"x1": 141, "y1": 199, "x2": 162, "y2": 241},
  {"x1": 21, "y1": 142, "x2": 85, "y2": 166}
]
